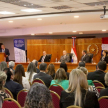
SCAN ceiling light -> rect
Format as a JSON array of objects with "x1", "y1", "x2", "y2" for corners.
[
  {"x1": 73, "y1": 31, "x2": 77, "y2": 33},
  {"x1": 79, "y1": 32, "x2": 83, "y2": 34},
  {"x1": 49, "y1": 32, "x2": 53, "y2": 34},
  {"x1": 102, "y1": 29, "x2": 106, "y2": 31},
  {"x1": 37, "y1": 18, "x2": 42, "y2": 20},
  {"x1": 0, "y1": 11, "x2": 15, "y2": 15},
  {"x1": 21, "y1": 9, "x2": 42, "y2": 12},
  {"x1": 74, "y1": 16, "x2": 79, "y2": 18},
  {"x1": 31, "y1": 34, "x2": 35, "y2": 35},
  {"x1": 24, "y1": 4, "x2": 26, "y2": 6},
  {"x1": 8, "y1": 21, "x2": 13, "y2": 23}
]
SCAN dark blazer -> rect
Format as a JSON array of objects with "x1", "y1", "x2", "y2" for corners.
[
  {"x1": 81, "y1": 54, "x2": 91, "y2": 63},
  {"x1": 36, "y1": 68, "x2": 40, "y2": 73},
  {"x1": 5, "y1": 80, "x2": 23, "y2": 100},
  {"x1": 60, "y1": 55, "x2": 70, "y2": 63},
  {"x1": 0, "y1": 48, "x2": 10, "y2": 62},
  {"x1": 38, "y1": 55, "x2": 50, "y2": 62},
  {"x1": 60, "y1": 89, "x2": 99, "y2": 108},
  {"x1": 87, "y1": 70, "x2": 106, "y2": 87},
  {"x1": 99, "y1": 87, "x2": 108, "y2": 98},
  {"x1": 100, "y1": 56, "x2": 108, "y2": 63},
  {"x1": 33, "y1": 72, "x2": 53, "y2": 88}
]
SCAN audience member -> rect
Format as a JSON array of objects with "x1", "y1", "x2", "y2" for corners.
[
  {"x1": 24, "y1": 83, "x2": 54, "y2": 108},
  {"x1": 78, "y1": 61, "x2": 85, "y2": 67},
  {"x1": 33, "y1": 63, "x2": 53, "y2": 88},
  {"x1": 32, "y1": 60, "x2": 40, "y2": 73},
  {"x1": 87, "y1": 61, "x2": 107, "y2": 87},
  {"x1": 25, "y1": 62, "x2": 37, "y2": 83},
  {"x1": 0, "y1": 71, "x2": 11, "y2": 100},
  {"x1": 0, "y1": 61, "x2": 7, "y2": 71},
  {"x1": 8, "y1": 61, "x2": 15, "y2": 73},
  {"x1": 0, "y1": 95, "x2": 3, "y2": 108},
  {"x1": 51, "y1": 68, "x2": 69, "y2": 90},
  {"x1": 60, "y1": 62, "x2": 69, "y2": 79},
  {"x1": 14, "y1": 64, "x2": 30, "y2": 90},
  {"x1": 100, "y1": 72, "x2": 108, "y2": 97},
  {"x1": 60, "y1": 69, "x2": 99, "y2": 108},
  {"x1": 4, "y1": 68, "x2": 23, "y2": 100},
  {"x1": 47, "y1": 64, "x2": 55, "y2": 79}
]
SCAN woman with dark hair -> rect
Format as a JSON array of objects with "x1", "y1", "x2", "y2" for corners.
[
  {"x1": 60, "y1": 62, "x2": 69, "y2": 79},
  {"x1": 100, "y1": 50, "x2": 108, "y2": 63},
  {"x1": 14, "y1": 64, "x2": 30, "y2": 90},
  {"x1": 51, "y1": 68, "x2": 69, "y2": 90},
  {"x1": 25, "y1": 62, "x2": 37, "y2": 83},
  {"x1": 24, "y1": 83, "x2": 54, "y2": 108},
  {"x1": 47, "y1": 64, "x2": 55, "y2": 79}
]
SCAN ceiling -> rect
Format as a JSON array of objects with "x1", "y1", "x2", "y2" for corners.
[{"x1": 0, "y1": 0, "x2": 108, "y2": 37}]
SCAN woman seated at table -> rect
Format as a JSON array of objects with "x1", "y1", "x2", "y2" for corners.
[
  {"x1": 50, "y1": 68, "x2": 69, "y2": 90},
  {"x1": 60, "y1": 69, "x2": 99, "y2": 108},
  {"x1": 100, "y1": 50, "x2": 108, "y2": 63}
]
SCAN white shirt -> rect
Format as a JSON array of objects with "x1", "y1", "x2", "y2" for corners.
[{"x1": 2, "y1": 49, "x2": 5, "y2": 52}]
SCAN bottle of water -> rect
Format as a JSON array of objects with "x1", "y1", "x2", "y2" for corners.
[{"x1": 56, "y1": 58, "x2": 57, "y2": 62}]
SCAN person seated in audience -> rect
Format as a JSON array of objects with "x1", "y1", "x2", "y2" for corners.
[
  {"x1": 0, "y1": 61, "x2": 7, "y2": 71},
  {"x1": 78, "y1": 61, "x2": 85, "y2": 67},
  {"x1": 100, "y1": 72, "x2": 108, "y2": 97},
  {"x1": 38, "y1": 51, "x2": 50, "y2": 62},
  {"x1": 33, "y1": 63, "x2": 53, "y2": 88},
  {"x1": 32, "y1": 59, "x2": 40, "y2": 73},
  {"x1": 51, "y1": 68, "x2": 69, "y2": 90},
  {"x1": 60, "y1": 69, "x2": 99, "y2": 108},
  {"x1": 24, "y1": 83, "x2": 54, "y2": 108},
  {"x1": 59, "y1": 50, "x2": 70, "y2": 63},
  {"x1": 14, "y1": 64, "x2": 30, "y2": 90},
  {"x1": 47, "y1": 64, "x2": 55, "y2": 79},
  {"x1": 8, "y1": 61, "x2": 15, "y2": 73},
  {"x1": 60, "y1": 62, "x2": 69, "y2": 79},
  {"x1": 87, "y1": 61, "x2": 107, "y2": 87},
  {"x1": 25, "y1": 62, "x2": 37, "y2": 83},
  {"x1": 100, "y1": 50, "x2": 108, "y2": 63},
  {"x1": 0, "y1": 71, "x2": 11, "y2": 100},
  {"x1": 0, "y1": 95, "x2": 3, "y2": 108},
  {"x1": 4, "y1": 68, "x2": 23, "y2": 100}
]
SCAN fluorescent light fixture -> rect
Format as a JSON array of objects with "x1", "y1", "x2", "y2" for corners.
[
  {"x1": 49, "y1": 32, "x2": 53, "y2": 34},
  {"x1": 74, "y1": 16, "x2": 79, "y2": 18},
  {"x1": 31, "y1": 33, "x2": 35, "y2": 35},
  {"x1": 8, "y1": 21, "x2": 13, "y2": 23},
  {"x1": 73, "y1": 31, "x2": 77, "y2": 32},
  {"x1": 21, "y1": 9, "x2": 42, "y2": 12},
  {"x1": 37, "y1": 18, "x2": 42, "y2": 20},
  {"x1": 102, "y1": 29, "x2": 106, "y2": 31},
  {"x1": 0, "y1": 11, "x2": 15, "y2": 15}
]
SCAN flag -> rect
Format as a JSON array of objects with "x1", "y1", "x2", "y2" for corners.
[{"x1": 71, "y1": 37, "x2": 77, "y2": 63}]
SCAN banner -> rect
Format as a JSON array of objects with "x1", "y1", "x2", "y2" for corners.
[
  {"x1": 102, "y1": 37, "x2": 108, "y2": 50},
  {"x1": 14, "y1": 39, "x2": 26, "y2": 63},
  {"x1": 71, "y1": 37, "x2": 77, "y2": 63}
]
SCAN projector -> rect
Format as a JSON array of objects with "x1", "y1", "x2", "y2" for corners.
[{"x1": 100, "y1": 14, "x2": 108, "y2": 19}]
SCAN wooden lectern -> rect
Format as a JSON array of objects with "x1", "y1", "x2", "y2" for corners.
[{"x1": 0, "y1": 53, "x2": 6, "y2": 62}]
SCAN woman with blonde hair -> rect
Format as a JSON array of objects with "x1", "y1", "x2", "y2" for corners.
[{"x1": 60, "y1": 69, "x2": 99, "y2": 108}]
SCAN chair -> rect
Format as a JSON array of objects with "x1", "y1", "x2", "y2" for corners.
[
  {"x1": 67, "y1": 53, "x2": 73, "y2": 62},
  {"x1": 32, "y1": 78, "x2": 45, "y2": 85},
  {"x1": 50, "y1": 90, "x2": 60, "y2": 108},
  {"x1": 98, "y1": 96, "x2": 108, "y2": 108},
  {"x1": 4, "y1": 88, "x2": 13, "y2": 98},
  {"x1": 93, "y1": 81, "x2": 105, "y2": 88},
  {"x1": 2, "y1": 98, "x2": 21, "y2": 108},
  {"x1": 96, "y1": 86, "x2": 105, "y2": 93},
  {"x1": 17, "y1": 89, "x2": 28, "y2": 107},
  {"x1": 47, "y1": 54, "x2": 52, "y2": 62},
  {"x1": 67, "y1": 106, "x2": 82, "y2": 108},
  {"x1": 49, "y1": 84, "x2": 64, "y2": 96}
]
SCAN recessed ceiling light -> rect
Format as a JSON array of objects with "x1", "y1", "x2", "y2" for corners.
[
  {"x1": 102, "y1": 29, "x2": 106, "y2": 31},
  {"x1": 21, "y1": 9, "x2": 42, "y2": 12},
  {"x1": 24, "y1": 4, "x2": 26, "y2": 6},
  {"x1": 0, "y1": 11, "x2": 15, "y2": 15},
  {"x1": 79, "y1": 32, "x2": 83, "y2": 34},
  {"x1": 37, "y1": 18, "x2": 42, "y2": 20},
  {"x1": 73, "y1": 31, "x2": 77, "y2": 32},
  {"x1": 31, "y1": 33, "x2": 35, "y2": 35},
  {"x1": 74, "y1": 16, "x2": 79, "y2": 18},
  {"x1": 49, "y1": 32, "x2": 53, "y2": 34},
  {"x1": 8, "y1": 21, "x2": 13, "y2": 23}
]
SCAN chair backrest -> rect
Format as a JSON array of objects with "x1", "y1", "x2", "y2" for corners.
[
  {"x1": 47, "y1": 54, "x2": 52, "y2": 62},
  {"x1": 49, "y1": 84, "x2": 64, "y2": 96},
  {"x1": 98, "y1": 96, "x2": 108, "y2": 108},
  {"x1": 4, "y1": 88, "x2": 13, "y2": 98},
  {"x1": 96, "y1": 86, "x2": 105, "y2": 93},
  {"x1": 32, "y1": 78, "x2": 45, "y2": 85},
  {"x1": 67, "y1": 106, "x2": 82, "y2": 108},
  {"x1": 93, "y1": 80, "x2": 105, "y2": 88},
  {"x1": 50, "y1": 90, "x2": 60, "y2": 108},
  {"x1": 17, "y1": 89, "x2": 28, "y2": 107},
  {"x1": 67, "y1": 53, "x2": 73, "y2": 62},
  {"x1": 2, "y1": 98, "x2": 21, "y2": 108}
]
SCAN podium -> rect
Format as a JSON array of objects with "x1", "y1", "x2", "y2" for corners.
[{"x1": 0, "y1": 53, "x2": 6, "y2": 62}]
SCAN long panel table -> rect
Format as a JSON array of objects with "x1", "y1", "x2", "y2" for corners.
[{"x1": 14, "y1": 62, "x2": 108, "y2": 73}]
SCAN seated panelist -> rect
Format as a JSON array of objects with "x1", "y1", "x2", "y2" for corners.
[
  {"x1": 59, "y1": 50, "x2": 70, "y2": 63},
  {"x1": 100, "y1": 50, "x2": 108, "y2": 63},
  {"x1": 39, "y1": 51, "x2": 50, "y2": 62}
]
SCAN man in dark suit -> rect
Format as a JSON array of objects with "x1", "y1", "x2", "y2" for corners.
[
  {"x1": 80, "y1": 50, "x2": 91, "y2": 63},
  {"x1": 0, "y1": 44, "x2": 10, "y2": 62},
  {"x1": 38, "y1": 51, "x2": 50, "y2": 62},
  {"x1": 4, "y1": 68, "x2": 23, "y2": 100},
  {"x1": 32, "y1": 60, "x2": 40, "y2": 73},
  {"x1": 33, "y1": 63, "x2": 53, "y2": 88},
  {"x1": 87, "y1": 61, "x2": 107, "y2": 87}
]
